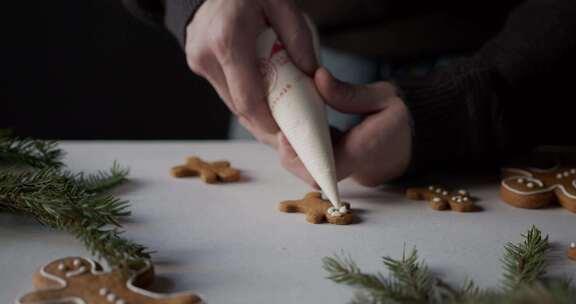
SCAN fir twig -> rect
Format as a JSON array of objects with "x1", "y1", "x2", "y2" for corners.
[
  {"x1": 0, "y1": 166, "x2": 149, "y2": 268},
  {"x1": 0, "y1": 131, "x2": 64, "y2": 169},
  {"x1": 324, "y1": 227, "x2": 573, "y2": 304},
  {"x1": 500, "y1": 225, "x2": 549, "y2": 290}
]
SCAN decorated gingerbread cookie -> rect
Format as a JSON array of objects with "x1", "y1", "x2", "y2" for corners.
[
  {"x1": 406, "y1": 185, "x2": 476, "y2": 212},
  {"x1": 171, "y1": 156, "x2": 240, "y2": 183},
  {"x1": 568, "y1": 243, "x2": 576, "y2": 261},
  {"x1": 17, "y1": 257, "x2": 201, "y2": 304},
  {"x1": 279, "y1": 192, "x2": 353, "y2": 225},
  {"x1": 501, "y1": 167, "x2": 576, "y2": 212}
]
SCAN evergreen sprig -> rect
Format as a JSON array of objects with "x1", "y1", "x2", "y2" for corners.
[
  {"x1": 324, "y1": 226, "x2": 574, "y2": 304},
  {"x1": 0, "y1": 132, "x2": 149, "y2": 269},
  {"x1": 0, "y1": 130, "x2": 64, "y2": 169}
]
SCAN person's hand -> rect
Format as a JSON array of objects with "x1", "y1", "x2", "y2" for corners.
[
  {"x1": 251, "y1": 68, "x2": 412, "y2": 187},
  {"x1": 185, "y1": 0, "x2": 317, "y2": 137}
]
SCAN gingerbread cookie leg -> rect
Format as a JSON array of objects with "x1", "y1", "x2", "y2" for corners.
[{"x1": 406, "y1": 186, "x2": 475, "y2": 212}]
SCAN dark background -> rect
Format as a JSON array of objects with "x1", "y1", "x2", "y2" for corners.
[{"x1": 1, "y1": 1, "x2": 229, "y2": 139}]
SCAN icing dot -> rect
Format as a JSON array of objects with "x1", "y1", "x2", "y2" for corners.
[
  {"x1": 571, "y1": 169, "x2": 576, "y2": 174},
  {"x1": 463, "y1": 197, "x2": 469, "y2": 202},
  {"x1": 435, "y1": 189, "x2": 442, "y2": 194},
  {"x1": 526, "y1": 182, "x2": 534, "y2": 188},
  {"x1": 564, "y1": 171, "x2": 570, "y2": 177},
  {"x1": 458, "y1": 189, "x2": 468, "y2": 196},
  {"x1": 57, "y1": 263, "x2": 66, "y2": 271},
  {"x1": 451, "y1": 196, "x2": 456, "y2": 201},
  {"x1": 327, "y1": 207, "x2": 343, "y2": 217},
  {"x1": 428, "y1": 186, "x2": 434, "y2": 191},
  {"x1": 99, "y1": 288, "x2": 108, "y2": 296},
  {"x1": 73, "y1": 259, "x2": 81, "y2": 267},
  {"x1": 339, "y1": 206, "x2": 348, "y2": 214},
  {"x1": 107, "y1": 293, "x2": 117, "y2": 302},
  {"x1": 571, "y1": 242, "x2": 576, "y2": 249},
  {"x1": 432, "y1": 197, "x2": 441, "y2": 203},
  {"x1": 442, "y1": 191, "x2": 448, "y2": 196},
  {"x1": 517, "y1": 178, "x2": 524, "y2": 184},
  {"x1": 116, "y1": 300, "x2": 126, "y2": 304},
  {"x1": 556, "y1": 173, "x2": 563, "y2": 179}
]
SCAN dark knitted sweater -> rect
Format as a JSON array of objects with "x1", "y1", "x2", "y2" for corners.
[{"x1": 124, "y1": 0, "x2": 576, "y2": 174}]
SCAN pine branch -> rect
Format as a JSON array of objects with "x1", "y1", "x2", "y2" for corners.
[
  {"x1": 324, "y1": 226, "x2": 573, "y2": 304},
  {"x1": 0, "y1": 166, "x2": 149, "y2": 268},
  {"x1": 500, "y1": 225, "x2": 549, "y2": 290},
  {"x1": 0, "y1": 131, "x2": 64, "y2": 169}
]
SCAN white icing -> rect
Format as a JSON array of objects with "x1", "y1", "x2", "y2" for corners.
[
  {"x1": 463, "y1": 197, "x2": 469, "y2": 202},
  {"x1": 16, "y1": 257, "x2": 204, "y2": 304},
  {"x1": 100, "y1": 288, "x2": 108, "y2": 296},
  {"x1": 442, "y1": 191, "x2": 448, "y2": 196},
  {"x1": 339, "y1": 206, "x2": 348, "y2": 214},
  {"x1": 327, "y1": 206, "x2": 345, "y2": 217},
  {"x1": 458, "y1": 190, "x2": 468, "y2": 196},
  {"x1": 564, "y1": 171, "x2": 570, "y2": 177},
  {"x1": 517, "y1": 178, "x2": 524, "y2": 184},
  {"x1": 570, "y1": 242, "x2": 576, "y2": 248},
  {"x1": 73, "y1": 259, "x2": 81, "y2": 267},
  {"x1": 57, "y1": 263, "x2": 66, "y2": 271},
  {"x1": 435, "y1": 189, "x2": 442, "y2": 194},
  {"x1": 66, "y1": 266, "x2": 87, "y2": 278},
  {"x1": 571, "y1": 169, "x2": 576, "y2": 174},
  {"x1": 107, "y1": 293, "x2": 117, "y2": 302},
  {"x1": 428, "y1": 186, "x2": 434, "y2": 191},
  {"x1": 432, "y1": 197, "x2": 441, "y2": 203},
  {"x1": 557, "y1": 173, "x2": 563, "y2": 179},
  {"x1": 116, "y1": 300, "x2": 126, "y2": 304},
  {"x1": 526, "y1": 182, "x2": 534, "y2": 188}
]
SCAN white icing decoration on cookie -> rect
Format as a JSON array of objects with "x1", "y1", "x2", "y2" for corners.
[
  {"x1": 432, "y1": 197, "x2": 441, "y2": 203},
  {"x1": 564, "y1": 171, "x2": 570, "y2": 177},
  {"x1": 339, "y1": 206, "x2": 348, "y2": 214},
  {"x1": 57, "y1": 263, "x2": 66, "y2": 271},
  {"x1": 116, "y1": 300, "x2": 126, "y2": 304},
  {"x1": 463, "y1": 197, "x2": 469, "y2": 202},
  {"x1": 501, "y1": 176, "x2": 576, "y2": 200},
  {"x1": 66, "y1": 266, "x2": 87, "y2": 278},
  {"x1": 526, "y1": 182, "x2": 534, "y2": 188},
  {"x1": 442, "y1": 191, "x2": 448, "y2": 196},
  {"x1": 107, "y1": 293, "x2": 117, "y2": 302},
  {"x1": 517, "y1": 178, "x2": 524, "y2": 183},
  {"x1": 435, "y1": 189, "x2": 442, "y2": 193},
  {"x1": 73, "y1": 259, "x2": 81, "y2": 267},
  {"x1": 557, "y1": 173, "x2": 563, "y2": 179},
  {"x1": 428, "y1": 186, "x2": 434, "y2": 191},
  {"x1": 100, "y1": 288, "x2": 108, "y2": 296},
  {"x1": 571, "y1": 169, "x2": 576, "y2": 174},
  {"x1": 458, "y1": 190, "x2": 468, "y2": 196},
  {"x1": 571, "y1": 242, "x2": 576, "y2": 249},
  {"x1": 327, "y1": 206, "x2": 343, "y2": 217},
  {"x1": 16, "y1": 257, "x2": 204, "y2": 304}
]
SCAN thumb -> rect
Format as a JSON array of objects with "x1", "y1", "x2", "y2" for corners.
[{"x1": 315, "y1": 67, "x2": 397, "y2": 114}]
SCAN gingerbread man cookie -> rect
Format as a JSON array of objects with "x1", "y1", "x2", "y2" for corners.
[
  {"x1": 406, "y1": 185, "x2": 476, "y2": 212},
  {"x1": 171, "y1": 156, "x2": 240, "y2": 183},
  {"x1": 501, "y1": 167, "x2": 576, "y2": 212},
  {"x1": 17, "y1": 257, "x2": 201, "y2": 304},
  {"x1": 279, "y1": 192, "x2": 353, "y2": 225},
  {"x1": 568, "y1": 242, "x2": 576, "y2": 261}
]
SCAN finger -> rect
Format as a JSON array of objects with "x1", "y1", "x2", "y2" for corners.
[
  {"x1": 216, "y1": 30, "x2": 279, "y2": 134},
  {"x1": 334, "y1": 101, "x2": 411, "y2": 185},
  {"x1": 238, "y1": 116, "x2": 278, "y2": 149},
  {"x1": 277, "y1": 133, "x2": 319, "y2": 189},
  {"x1": 202, "y1": 59, "x2": 234, "y2": 110},
  {"x1": 315, "y1": 67, "x2": 397, "y2": 114},
  {"x1": 263, "y1": 1, "x2": 318, "y2": 75}
]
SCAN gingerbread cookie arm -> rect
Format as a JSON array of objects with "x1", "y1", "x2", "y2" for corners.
[
  {"x1": 18, "y1": 289, "x2": 70, "y2": 304},
  {"x1": 555, "y1": 186, "x2": 576, "y2": 212}
]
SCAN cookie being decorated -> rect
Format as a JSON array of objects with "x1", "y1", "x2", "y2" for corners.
[
  {"x1": 406, "y1": 185, "x2": 476, "y2": 212},
  {"x1": 171, "y1": 156, "x2": 240, "y2": 183},
  {"x1": 501, "y1": 167, "x2": 576, "y2": 212},
  {"x1": 17, "y1": 257, "x2": 201, "y2": 304},
  {"x1": 279, "y1": 192, "x2": 353, "y2": 225}
]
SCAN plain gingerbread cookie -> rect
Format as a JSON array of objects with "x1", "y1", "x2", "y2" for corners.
[
  {"x1": 17, "y1": 257, "x2": 201, "y2": 304},
  {"x1": 171, "y1": 156, "x2": 240, "y2": 184},
  {"x1": 406, "y1": 185, "x2": 476, "y2": 212},
  {"x1": 501, "y1": 167, "x2": 576, "y2": 212},
  {"x1": 279, "y1": 192, "x2": 353, "y2": 225}
]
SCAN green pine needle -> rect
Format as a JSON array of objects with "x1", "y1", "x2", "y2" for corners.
[
  {"x1": 324, "y1": 226, "x2": 573, "y2": 304},
  {"x1": 0, "y1": 131, "x2": 64, "y2": 169}
]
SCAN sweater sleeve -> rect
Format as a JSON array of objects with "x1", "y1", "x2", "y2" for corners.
[
  {"x1": 122, "y1": 0, "x2": 205, "y2": 47},
  {"x1": 396, "y1": 0, "x2": 576, "y2": 174}
]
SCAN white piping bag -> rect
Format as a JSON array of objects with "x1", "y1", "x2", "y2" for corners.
[{"x1": 256, "y1": 26, "x2": 341, "y2": 208}]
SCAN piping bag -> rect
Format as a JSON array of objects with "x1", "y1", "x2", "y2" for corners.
[{"x1": 256, "y1": 27, "x2": 341, "y2": 208}]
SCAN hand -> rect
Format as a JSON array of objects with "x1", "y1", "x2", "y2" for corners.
[
  {"x1": 272, "y1": 68, "x2": 413, "y2": 187},
  {"x1": 185, "y1": 0, "x2": 317, "y2": 137}
]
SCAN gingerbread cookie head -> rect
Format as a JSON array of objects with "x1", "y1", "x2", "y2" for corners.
[
  {"x1": 171, "y1": 156, "x2": 240, "y2": 184},
  {"x1": 406, "y1": 186, "x2": 476, "y2": 212},
  {"x1": 18, "y1": 256, "x2": 202, "y2": 304},
  {"x1": 279, "y1": 192, "x2": 354, "y2": 225},
  {"x1": 501, "y1": 167, "x2": 576, "y2": 212}
]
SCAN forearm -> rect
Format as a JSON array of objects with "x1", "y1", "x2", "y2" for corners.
[{"x1": 398, "y1": 0, "x2": 576, "y2": 173}]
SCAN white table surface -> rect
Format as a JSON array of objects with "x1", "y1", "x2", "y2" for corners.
[{"x1": 2, "y1": 141, "x2": 575, "y2": 303}]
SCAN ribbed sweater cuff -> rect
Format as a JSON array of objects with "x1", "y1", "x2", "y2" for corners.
[{"x1": 164, "y1": 0, "x2": 206, "y2": 47}]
